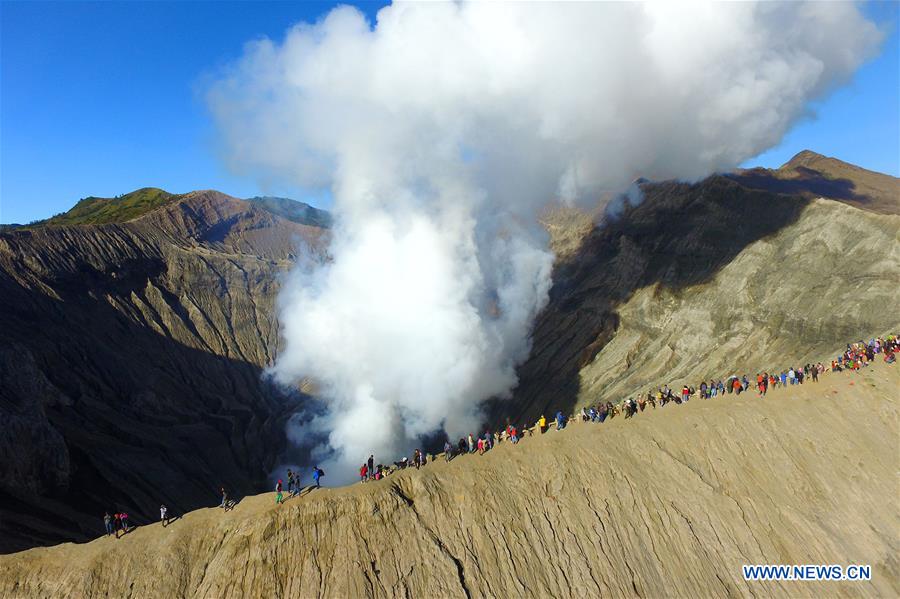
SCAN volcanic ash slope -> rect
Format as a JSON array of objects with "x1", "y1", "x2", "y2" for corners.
[{"x1": 1, "y1": 361, "x2": 897, "y2": 598}]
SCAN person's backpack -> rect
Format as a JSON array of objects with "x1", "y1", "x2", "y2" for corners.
[{"x1": 317, "y1": 468, "x2": 325, "y2": 478}]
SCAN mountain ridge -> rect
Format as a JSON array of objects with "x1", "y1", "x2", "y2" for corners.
[
  {"x1": 725, "y1": 149, "x2": 899, "y2": 215},
  {"x1": 0, "y1": 190, "x2": 329, "y2": 553},
  {"x1": 2, "y1": 359, "x2": 896, "y2": 597},
  {"x1": 1, "y1": 188, "x2": 331, "y2": 231},
  {"x1": 510, "y1": 185, "x2": 900, "y2": 427},
  {"x1": 1, "y1": 151, "x2": 899, "y2": 555}
]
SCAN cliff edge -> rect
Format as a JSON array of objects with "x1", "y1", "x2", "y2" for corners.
[{"x1": 2, "y1": 360, "x2": 896, "y2": 598}]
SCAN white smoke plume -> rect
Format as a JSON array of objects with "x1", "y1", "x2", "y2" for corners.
[{"x1": 207, "y1": 1, "x2": 880, "y2": 479}]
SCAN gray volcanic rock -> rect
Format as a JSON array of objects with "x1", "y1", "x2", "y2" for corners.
[
  {"x1": 2, "y1": 153, "x2": 897, "y2": 559},
  {"x1": 0, "y1": 190, "x2": 328, "y2": 553},
  {"x1": 509, "y1": 166, "x2": 900, "y2": 425},
  {"x1": 0, "y1": 345, "x2": 71, "y2": 498},
  {"x1": 247, "y1": 196, "x2": 333, "y2": 229}
]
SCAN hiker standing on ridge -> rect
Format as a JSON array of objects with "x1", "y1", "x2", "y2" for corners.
[
  {"x1": 275, "y1": 479, "x2": 284, "y2": 505},
  {"x1": 103, "y1": 512, "x2": 113, "y2": 537},
  {"x1": 219, "y1": 486, "x2": 228, "y2": 509},
  {"x1": 160, "y1": 504, "x2": 169, "y2": 527},
  {"x1": 556, "y1": 411, "x2": 566, "y2": 430},
  {"x1": 313, "y1": 466, "x2": 324, "y2": 488},
  {"x1": 287, "y1": 469, "x2": 295, "y2": 497},
  {"x1": 367, "y1": 455, "x2": 375, "y2": 480}
]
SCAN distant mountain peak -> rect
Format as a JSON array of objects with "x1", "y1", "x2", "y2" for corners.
[
  {"x1": 780, "y1": 149, "x2": 829, "y2": 170},
  {"x1": 730, "y1": 150, "x2": 899, "y2": 215},
  {"x1": 5, "y1": 189, "x2": 332, "y2": 232},
  {"x1": 33, "y1": 188, "x2": 177, "y2": 227},
  {"x1": 247, "y1": 196, "x2": 332, "y2": 228}
]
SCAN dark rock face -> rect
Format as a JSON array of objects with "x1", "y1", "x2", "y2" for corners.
[
  {"x1": 507, "y1": 177, "x2": 805, "y2": 422},
  {"x1": 0, "y1": 191, "x2": 328, "y2": 553},
  {"x1": 727, "y1": 149, "x2": 900, "y2": 215},
  {"x1": 0, "y1": 346, "x2": 71, "y2": 498},
  {"x1": 2, "y1": 155, "x2": 896, "y2": 554},
  {"x1": 1, "y1": 363, "x2": 897, "y2": 598},
  {"x1": 507, "y1": 169, "x2": 899, "y2": 426}
]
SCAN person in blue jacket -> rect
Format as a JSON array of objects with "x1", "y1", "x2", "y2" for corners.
[{"x1": 555, "y1": 411, "x2": 566, "y2": 430}]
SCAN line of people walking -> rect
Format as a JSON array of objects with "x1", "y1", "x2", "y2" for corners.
[
  {"x1": 100, "y1": 334, "x2": 896, "y2": 540},
  {"x1": 589, "y1": 336, "x2": 894, "y2": 420},
  {"x1": 353, "y1": 334, "x2": 898, "y2": 483}
]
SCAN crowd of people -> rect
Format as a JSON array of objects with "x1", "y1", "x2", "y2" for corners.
[
  {"x1": 100, "y1": 334, "x2": 896, "y2": 539},
  {"x1": 591, "y1": 361, "x2": 827, "y2": 420},
  {"x1": 271, "y1": 466, "x2": 326, "y2": 505},
  {"x1": 351, "y1": 334, "x2": 898, "y2": 483},
  {"x1": 102, "y1": 511, "x2": 132, "y2": 539}
]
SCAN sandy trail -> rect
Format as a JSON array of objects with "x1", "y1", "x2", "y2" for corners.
[{"x1": 1, "y1": 360, "x2": 897, "y2": 598}]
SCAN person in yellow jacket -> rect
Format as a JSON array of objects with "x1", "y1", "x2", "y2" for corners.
[{"x1": 538, "y1": 415, "x2": 547, "y2": 434}]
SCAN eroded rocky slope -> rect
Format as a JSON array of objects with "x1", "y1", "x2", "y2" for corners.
[
  {"x1": 1, "y1": 361, "x2": 896, "y2": 598},
  {"x1": 0, "y1": 191, "x2": 327, "y2": 552},
  {"x1": 2, "y1": 151, "x2": 897, "y2": 558},
  {"x1": 512, "y1": 152, "x2": 900, "y2": 423}
]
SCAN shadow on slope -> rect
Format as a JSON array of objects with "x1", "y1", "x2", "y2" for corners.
[
  {"x1": 0, "y1": 257, "x2": 300, "y2": 554},
  {"x1": 727, "y1": 149, "x2": 899, "y2": 216},
  {"x1": 727, "y1": 167, "x2": 863, "y2": 204},
  {"x1": 724, "y1": 167, "x2": 900, "y2": 215},
  {"x1": 498, "y1": 176, "x2": 811, "y2": 426}
]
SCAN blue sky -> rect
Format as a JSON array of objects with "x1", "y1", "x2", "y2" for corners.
[{"x1": 1, "y1": 0, "x2": 897, "y2": 225}]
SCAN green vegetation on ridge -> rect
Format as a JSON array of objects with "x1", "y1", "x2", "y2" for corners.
[
  {"x1": 27, "y1": 188, "x2": 176, "y2": 227},
  {"x1": 4, "y1": 189, "x2": 333, "y2": 231}
]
